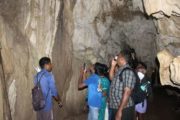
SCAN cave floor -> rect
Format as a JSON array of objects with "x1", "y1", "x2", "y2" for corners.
[{"x1": 65, "y1": 87, "x2": 180, "y2": 120}]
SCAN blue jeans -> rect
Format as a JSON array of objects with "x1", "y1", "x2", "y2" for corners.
[{"x1": 88, "y1": 106, "x2": 99, "y2": 120}]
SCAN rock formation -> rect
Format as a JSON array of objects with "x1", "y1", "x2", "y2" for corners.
[
  {"x1": 157, "y1": 50, "x2": 180, "y2": 89},
  {"x1": 0, "y1": 0, "x2": 60, "y2": 119},
  {"x1": 143, "y1": 0, "x2": 180, "y2": 89}
]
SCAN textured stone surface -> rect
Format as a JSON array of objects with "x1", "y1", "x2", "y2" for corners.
[
  {"x1": 144, "y1": 0, "x2": 180, "y2": 18},
  {"x1": 72, "y1": 0, "x2": 157, "y2": 67},
  {"x1": 143, "y1": 0, "x2": 180, "y2": 51},
  {"x1": 0, "y1": 0, "x2": 60, "y2": 119},
  {"x1": 170, "y1": 57, "x2": 180, "y2": 85},
  {"x1": 8, "y1": 80, "x2": 16, "y2": 120},
  {"x1": 144, "y1": 0, "x2": 180, "y2": 88},
  {"x1": 157, "y1": 50, "x2": 180, "y2": 89},
  {"x1": 157, "y1": 50, "x2": 174, "y2": 86}
]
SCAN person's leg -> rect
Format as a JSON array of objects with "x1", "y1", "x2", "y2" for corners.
[
  {"x1": 50, "y1": 110, "x2": 53, "y2": 120},
  {"x1": 98, "y1": 102, "x2": 107, "y2": 120},
  {"x1": 98, "y1": 107, "x2": 103, "y2": 120},
  {"x1": 122, "y1": 106, "x2": 135, "y2": 120},
  {"x1": 136, "y1": 112, "x2": 143, "y2": 120},
  {"x1": 88, "y1": 106, "x2": 99, "y2": 120},
  {"x1": 109, "y1": 109, "x2": 117, "y2": 120},
  {"x1": 37, "y1": 111, "x2": 42, "y2": 120},
  {"x1": 138, "y1": 113, "x2": 143, "y2": 120},
  {"x1": 92, "y1": 107, "x2": 99, "y2": 120},
  {"x1": 135, "y1": 112, "x2": 138, "y2": 120},
  {"x1": 108, "y1": 108, "x2": 112, "y2": 120},
  {"x1": 37, "y1": 110, "x2": 52, "y2": 120},
  {"x1": 88, "y1": 107, "x2": 92, "y2": 120}
]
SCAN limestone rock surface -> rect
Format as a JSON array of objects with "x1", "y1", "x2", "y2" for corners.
[
  {"x1": 144, "y1": 0, "x2": 180, "y2": 89},
  {"x1": 0, "y1": 0, "x2": 60, "y2": 120},
  {"x1": 170, "y1": 57, "x2": 180, "y2": 86},
  {"x1": 157, "y1": 50, "x2": 180, "y2": 89},
  {"x1": 144, "y1": 0, "x2": 180, "y2": 18}
]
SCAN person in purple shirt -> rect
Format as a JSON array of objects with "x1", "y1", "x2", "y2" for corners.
[{"x1": 34, "y1": 57, "x2": 62, "y2": 120}]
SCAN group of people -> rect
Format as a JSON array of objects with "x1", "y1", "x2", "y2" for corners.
[
  {"x1": 78, "y1": 50, "x2": 150, "y2": 120},
  {"x1": 32, "y1": 49, "x2": 150, "y2": 120}
]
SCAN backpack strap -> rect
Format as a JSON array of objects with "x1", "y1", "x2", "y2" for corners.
[
  {"x1": 37, "y1": 72, "x2": 46, "y2": 87},
  {"x1": 119, "y1": 67, "x2": 132, "y2": 82},
  {"x1": 36, "y1": 72, "x2": 50, "y2": 100},
  {"x1": 119, "y1": 67, "x2": 140, "y2": 84}
]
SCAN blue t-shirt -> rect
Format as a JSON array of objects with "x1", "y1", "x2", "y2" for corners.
[
  {"x1": 84, "y1": 74, "x2": 102, "y2": 108},
  {"x1": 34, "y1": 69, "x2": 58, "y2": 112}
]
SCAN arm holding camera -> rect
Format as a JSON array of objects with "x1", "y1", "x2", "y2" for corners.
[
  {"x1": 78, "y1": 65, "x2": 87, "y2": 89},
  {"x1": 109, "y1": 58, "x2": 117, "y2": 81}
]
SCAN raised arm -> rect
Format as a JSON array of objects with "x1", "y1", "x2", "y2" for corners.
[
  {"x1": 78, "y1": 68, "x2": 87, "y2": 90},
  {"x1": 109, "y1": 59, "x2": 117, "y2": 81}
]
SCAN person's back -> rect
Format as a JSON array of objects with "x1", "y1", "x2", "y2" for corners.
[
  {"x1": 85, "y1": 73, "x2": 102, "y2": 108},
  {"x1": 98, "y1": 76, "x2": 110, "y2": 120}
]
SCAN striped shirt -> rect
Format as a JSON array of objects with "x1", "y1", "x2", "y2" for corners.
[{"x1": 109, "y1": 64, "x2": 136, "y2": 109}]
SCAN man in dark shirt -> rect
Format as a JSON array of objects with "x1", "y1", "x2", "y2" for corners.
[{"x1": 109, "y1": 51, "x2": 136, "y2": 120}]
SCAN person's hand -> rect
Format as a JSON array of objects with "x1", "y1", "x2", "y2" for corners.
[
  {"x1": 111, "y1": 58, "x2": 117, "y2": 67},
  {"x1": 80, "y1": 67, "x2": 87, "y2": 74},
  {"x1": 88, "y1": 65, "x2": 95, "y2": 73},
  {"x1": 58, "y1": 101, "x2": 63, "y2": 108},
  {"x1": 115, "y1": 109, "x2": 122, "y2": 120},
  {"x1": 102, "y1": 91, "x2": 107, "y2": 97}
]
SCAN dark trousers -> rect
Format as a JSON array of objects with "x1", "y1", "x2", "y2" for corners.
[
  {"x1": 37, "y1": 110, "x2": 53, "y2": 120},
  {"x1": 109, "y1": 106, "x2": 135, "y2": 120}
]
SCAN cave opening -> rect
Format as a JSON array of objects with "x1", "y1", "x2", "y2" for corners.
[{"x1": 0, "y1": 0, "x2": 180, "y2": 120}]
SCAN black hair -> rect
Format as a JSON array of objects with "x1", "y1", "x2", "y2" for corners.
[
  {"x1": 137, "y1": 61, "x2": 147, "y2": 70},
  {"x1": 119, "y1": 50, "x2": 131, "y2": 63},
  {"x1": 101, "y1": 64, "x2": 109, "y2": 77},
  {"x1": 94, "y1": 62, "x2": 108, "y2": 76},
  {"x1": 119, "y1": 49, "x2": 138, "y2": 69},
  {"x1": 39, "y1": 57, "x2": 51, "y2": 69}
]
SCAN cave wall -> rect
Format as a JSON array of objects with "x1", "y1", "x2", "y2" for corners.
[
  {"x1": 0, "y1": 0, "x2": 60, "y2": 119},
  {"x1": 143, "y1": 0, "x2": 180, "y2": 88},
  {"x1": 53, "y1": 0, "x2": 157, "y2": 119},
  {"x1": 0, "y1": 0, "x2": 158, "y2": 120},
  {"x1": 72, "y1": 0, "x2": 157, "y2": 68}
]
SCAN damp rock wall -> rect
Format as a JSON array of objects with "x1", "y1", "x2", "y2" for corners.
[
  {"x1": 157, "y1": 50, "x2": 180, "y2": 89},
  {"x1": 0, "y1": 0, "x2": 60, "y2": 120},
  {"x1": 143, "y1": 0, "x2": 180, "y2": 89}
]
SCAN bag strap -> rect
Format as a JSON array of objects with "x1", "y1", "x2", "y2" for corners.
[
  {"x1": 37, "y1": 72, "x2": 46, "y2": 87},
  {"x1": 119, "y1": 67, "x2": 140, "y2": 89},
  {"x1": 37, "y1": 72, "x2": 50, "y2": 100},
  {"x1": 119, "y1": 67, "x2": 132, "y2": 82}
]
